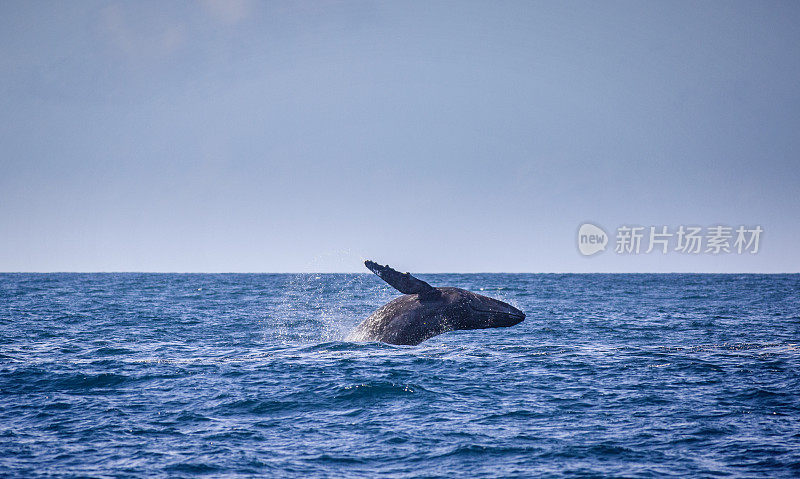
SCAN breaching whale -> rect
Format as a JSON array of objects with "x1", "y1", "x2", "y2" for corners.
[{"x1": 347, "y1": 260, "x2": 525, "y2": 345}]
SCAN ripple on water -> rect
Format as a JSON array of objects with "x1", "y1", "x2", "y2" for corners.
[{"x1": 0, "y1": 273, "x2": 799, "y2": 477}]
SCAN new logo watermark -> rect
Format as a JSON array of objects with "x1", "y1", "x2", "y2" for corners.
[
  {"x1": 577, "y1": 223, "x2": 762, "y2": 256},
  {"x1": 577, "y1": 223, "x2": 608, "y2": 256}
]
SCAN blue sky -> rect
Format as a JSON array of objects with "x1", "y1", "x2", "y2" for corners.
[{"x1": 1, "y1": 1, "x2": 798, "y2": 272}]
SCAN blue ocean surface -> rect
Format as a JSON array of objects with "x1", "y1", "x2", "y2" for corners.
[{"x1": 1, "y1": 273, "x2": 799, "y2": 477}]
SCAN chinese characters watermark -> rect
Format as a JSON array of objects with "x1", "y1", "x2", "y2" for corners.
[{"x1": 578, "y1": 224, "x2": 762, "y2": 256}]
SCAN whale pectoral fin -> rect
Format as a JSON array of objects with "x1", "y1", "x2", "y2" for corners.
[{"x1": 364, "y1": 260, "x2": 439, "y2": 296}]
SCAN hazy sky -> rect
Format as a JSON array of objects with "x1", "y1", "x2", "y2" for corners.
[{"x1": 1, "y1": 1, "x2": 799, "y2": 272}]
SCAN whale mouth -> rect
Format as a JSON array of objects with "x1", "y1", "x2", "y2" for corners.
[
  {"x1": 499, "y1": 311, "x2": 526, "y2": 322},
  {"x1": 468, "y1": 305, "x2": 526, "y2": 323},
  {"x1": 470, "y1": 307, "x2": 525, "y2": 319}
]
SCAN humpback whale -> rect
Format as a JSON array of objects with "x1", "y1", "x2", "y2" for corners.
[{"x1": 347, "y1": 260, "x2": 525, "y2": 345}]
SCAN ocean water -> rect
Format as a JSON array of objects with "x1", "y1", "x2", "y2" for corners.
[{"x1": 1, "y1": 273, "x2": 799, "y2": 478}]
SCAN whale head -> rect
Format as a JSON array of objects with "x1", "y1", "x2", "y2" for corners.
[{"x1": 434, "y1": 287, "x2": 526, "y2": 330}]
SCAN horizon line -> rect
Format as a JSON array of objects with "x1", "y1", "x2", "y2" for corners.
[{"x1": 1, "y1": 271, "x2": 797, "y2": 275}]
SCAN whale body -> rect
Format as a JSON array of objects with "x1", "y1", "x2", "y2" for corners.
[{"x1": 347, "y1": 261, "x2": 525, "y2": 345}]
